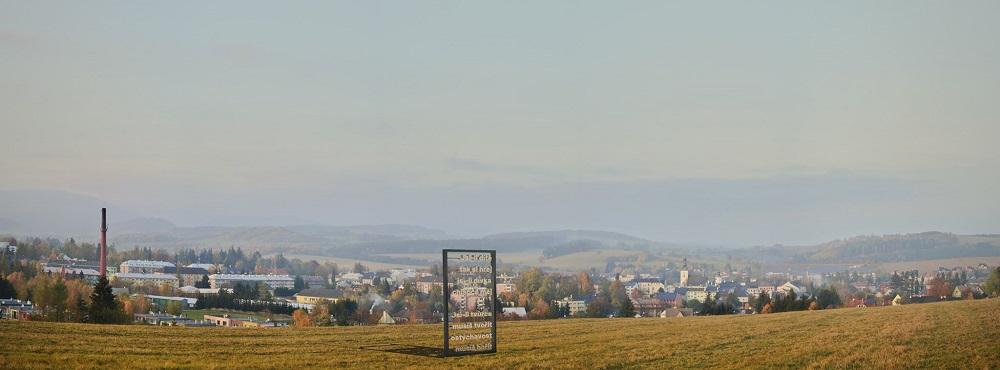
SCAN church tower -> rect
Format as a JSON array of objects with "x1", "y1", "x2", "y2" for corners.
[{"x1": 679, "y1": 257, "x2": 689, "y2": 287}]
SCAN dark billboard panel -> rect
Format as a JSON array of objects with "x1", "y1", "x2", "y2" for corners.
[{"x1": 442, "y1": 249, "x2": 497, "y2": 356}]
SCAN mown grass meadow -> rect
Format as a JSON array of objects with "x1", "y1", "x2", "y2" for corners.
[{"x1": 1, "y1": 299, "x2": 998, "y2": 369}]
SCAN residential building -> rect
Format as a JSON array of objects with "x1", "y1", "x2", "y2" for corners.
[
  {"x1": 552, "y1": 296, "x2": 587, "y2": 316},
  {"x1": 450, "y1": 289, "x2": 489, "y2": 312},
  {"x1": 953, "y1": 285, "x2": 982, "y2": 299},
  {"x1": 141, "y1": 294, "x2": 198, "y2": 308},
  {"x1": 360, "y1": 272, "x2": 376, "y2": 286},
  {"x1": 186, "y1": 263, "x2": 216, "y2": 272},
  {"x1": 133, "y1": 313, "x2": 195, "y2": 326},
  {"x1": 179, "y1": 286, "x2": 224, "y2": 295},
  {"x1": 0, "y1": 299, "x2": 35, "y2": 320},
  {"x1": 632, "y1": 297, "x2": 668, "y2": 316},
  {"x1": 42, "y1": 266, "x2": 100, "y2": 283},
  {"x1": 301, "y1": 275, "x2": 327, "y2": 288},
  {"x1": 335, "y1": 272, "x2": 370, "y2": 288},
  {"x1": 625, "y1": 283, "x2": 637, "y2": 298},
  {"x1": 120, "y1": 260, "x2": 175, "y2": 274},
  {"x1": 685, "y1": 287, "x2": 709, "y2": 302},
  {"x1": 631, "y1": 278, "x2": 666, "y2": 297},
  {"x1": 653, "y1": 292, "x2": 685, "y2": 308},
  {"x1": 757, "y1": 283, "x2": 778, "y2": 296},
  {"x1": 209, "y1": 274, "x2": 295, "y2": 289},
  {"x1": 45, "y1": 260, "x2": 118, "y2": 275},
  {"x1": 659, "y1": 308, "x2": 694, "y2": 318},
  {"x1": 847, "y1": 298, "x2": 873, "y2": 308},
  {"x1": 378, "y1": 311, "x2": 396, "y2": 325},
  {"x1": 113, "y1": 273, "x2": 180, "y2": 287},
  {"x1": 294, "y1": 288, "x2": 344, "y2": 305},
  {"x1": 203, "y1": 314, "x2": 285, "y2": 328},
  {"x1": 414, "y1": 276, "x2": 443, "y2": 295},
  {"x1": 496, "y1": 273, "x2": 516, "y2": 295},
  {"x1": 502, "y1": 307, "x2": 527, "y2": 318},
  {"x1": 389, "y1": 269, "x2": 417, "y2": 284},
  {"x1": 779, "y1": 281, "x2": 809, "y2": 297},
  {"x1": 163, "y1": 266, "x2": 211, "y2": 287}
]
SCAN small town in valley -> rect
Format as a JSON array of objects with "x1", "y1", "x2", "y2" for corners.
[
  {"x1": 2, "y1": 237, "x2": 998, "y2": 328},
  {"x1": 3, "y1": 1, "x2": 1000, "y2": 368}
]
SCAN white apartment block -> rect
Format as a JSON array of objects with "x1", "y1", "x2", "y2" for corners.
[
  {"x1": 120, "y1": 260, "x2": 175, "y2": 273},
  {"x1": 209, "y1": 274, "x2": 295, "y2": 289},
  {"x1": 113, "y1": 272, "x2": 180, "y2": 287}
]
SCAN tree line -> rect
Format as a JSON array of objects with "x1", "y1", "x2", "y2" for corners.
[{"x1": 192, "y1": 282, "x2": 296, "y2": 315}]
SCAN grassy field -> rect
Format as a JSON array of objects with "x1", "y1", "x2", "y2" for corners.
[{"x1": 2, "y1": 299, "x2": 999, "y2": 369}]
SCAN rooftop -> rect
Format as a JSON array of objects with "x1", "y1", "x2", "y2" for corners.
[
  {"x1": 121, "y1": 260, "x2": 176, "y2": 268},
  {"x1": 114, "y1": 273, "x2": 178, "y2": 279},
  {"x1": 163, "y1": 266, "x2": 210, "y2": 275},
  {"x1": 635, "y1": 278, "x2": 664, "y2": 283},
  {"x1": 211, "y1": 274, "x2": 294, "y2": 281},
  {"x1": 296, "y1": 288, "x2": 344, "y2": 298},
  {"x1": 43, "y1": 266, "x2": 100, "y2": 275}
]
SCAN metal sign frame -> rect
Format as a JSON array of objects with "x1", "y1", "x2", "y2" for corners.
[{"x1": 442, "y1": 249, "x2": 497, "y2": 356}]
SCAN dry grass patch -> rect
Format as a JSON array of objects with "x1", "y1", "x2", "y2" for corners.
[{"x1": 1, "y1": 299, "x2": 998, "y2": 369}]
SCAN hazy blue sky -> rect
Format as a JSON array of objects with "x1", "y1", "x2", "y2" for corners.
[{"x1": 2, "y1": 1, "x2": 998, "y2": 245}]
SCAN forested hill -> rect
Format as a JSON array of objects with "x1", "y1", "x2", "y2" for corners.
[
  {"x1": 323, "y1": 229, "x2": 655, "y2": 264},
  {"x1": 485, "y1": 230, "x2": 649, "y2": 244},
  {"x1": 798, "y1": 232, "x2": 1000, "y2": 263}
]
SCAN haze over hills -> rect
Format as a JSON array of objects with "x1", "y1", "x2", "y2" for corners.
[
  {"x1": 796, "y1": 232, "x2": 1000, "y2": 264},
  {"x1": 0, "y1": 189, "x2": 452, "y2": 247},
  {"x1": 485, "y1": 230, "x2": 649, "y2": 244},
  {"x1": 0, "y1": 189, "x2": 141, "y2": 236},
  {"x1": 3, "y1": 188, "x2": 1000, "y2": 271}
]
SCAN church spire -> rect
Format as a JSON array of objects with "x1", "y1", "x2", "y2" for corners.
[{"x1": 679, "y1": 257, "x2": 689, "y2": 287}]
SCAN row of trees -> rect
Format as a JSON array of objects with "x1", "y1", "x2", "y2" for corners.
[
  {"x1": 889, "y1": 270, "x2": 924, "y2": 297},
  {"x1": 127, "y1": 247, "x2": 343, "y2": 279},
  {"x1": 504, "y1": 268, "x2": 603, "y2": 319},
  {"x1": 0, "y1": 271, "x2": 129, "y2": 324},
  {"x1": 697, "y1": 295, "x2": 738, "y2": 316},
  {"x1": 1, "y1": 249, "x2": 152, "y2": 325},
  {"x1": 89, "y1": 276, "x2": 130, "y2": 324},
  {"x1": 0, "y1": 236, "x2": 344, "y2": 283},
  {"x1": 291, "y1": 299, "x2": 359, "y2": 327},
  {"x1": 984, "y1": 267, "x2": 1000, "y2": 297},
  {"x1": 754, "y1": 291, "x2": 825, "y2": 314},
  {"x1": 193, "y1": 283, "x2": 296, "y2": 315},
  {"x1": 1, "y1": 237, "x2": 82, "y2": 262}
]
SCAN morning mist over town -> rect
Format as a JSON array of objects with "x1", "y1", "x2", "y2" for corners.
[{"x1": 1, "y1": 1, "x2": 999, "y2": 369}]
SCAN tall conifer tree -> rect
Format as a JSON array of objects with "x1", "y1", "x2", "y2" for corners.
[{"x1": 88, "y1": 276, "x2": 125, "y2": 324}]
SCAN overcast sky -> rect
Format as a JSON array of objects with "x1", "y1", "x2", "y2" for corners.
[{"x1": 2, "y1": 1, "x2": 998, "y2": 245}]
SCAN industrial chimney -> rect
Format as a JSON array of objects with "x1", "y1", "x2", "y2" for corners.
[{"x1": 100, "y1": 208, "x2": 108, "y2": 277}]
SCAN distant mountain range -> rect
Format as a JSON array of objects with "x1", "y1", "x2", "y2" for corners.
[
  {"x1": 2, "y1": 189, "x2": 999, "y2": 268},
  {"x1": 797, "y1": 232, "x2": 1000, "y2": 264},
  {"x1": 0, "y1": 189, "x2": 452, "y2": 257},
  {"x1": 108, "y1": 224, "x2": 455, "y2": 254},
  {"x1": 485, "y1": 229, "x2": 648, "y2": 244},
  {"x1": 738, "y1": 232, "x2": 1000, "y2": 265},
  {"x1": 0, "y1": 189, "x2": 649, "y2": 252},
  {"x1": 0, "y1": 189, "x2": 141, "y2": 236}
]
